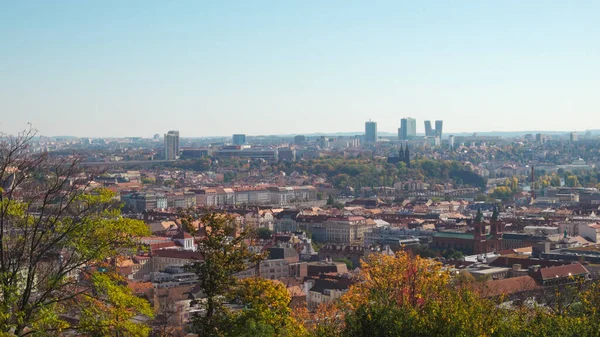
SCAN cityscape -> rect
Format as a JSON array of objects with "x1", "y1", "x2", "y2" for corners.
[{"x1": 2, "y1": 1, "x2": 600, "y2": 337}]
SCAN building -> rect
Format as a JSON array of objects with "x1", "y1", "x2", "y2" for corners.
[
  {"x1": 277, "y1": 147, "x2": 296, "y2": 161},
  {"x1": 570, "y1": 132, "x2": 578, "y2": 142},
  {"x1": 212, "y1": 147, "x2": 278, "y2": 161},
  {"x1": 164, "y1": 130, "x2": 180, "y2": 160},
  {"x1": 579, "y1": 223, "x2": 600, "y2": 243},
  {"x1": 435, "y1": 120, "x2": 443, "y2": 138},
  {"x1": 431, "y1": 208, "x2": 505, "y2": 254},
  {"x1": 365, "y1": 121, "x2": 377, "y2": 142},
  {"x1": 400, "y1": 118, "x2": 416, "y2": 140},
  {"x1": 325, "y1": 216, "x2": 370, "y2": 244},
  {"x1": 536, "y1": 133, "x2": 547, "y2": 144},
  {"x1": 448, "y1": 135, "x2": 455, "y2": 150},
  {"x1": 195, "y1": 186, "x2": 317, "y2": 207},
  {"x1": 122, "y1": 192, "x2": 157, "y2": 212},
  {"x1": 318, "y1": 136, "x2": 330, "y2": 149},
  {"x1": 304, "y1": 275, "x2": 353, "y2": 311},
  {"x1": 424, "y1": 121, "x2": 434, "y2": 137},
  {"x1": 232, "y1": 134, "x2": 246, "y2": 145},
  {"x1": 294, "y1": 135, "x2": 306, "y2": 144}
]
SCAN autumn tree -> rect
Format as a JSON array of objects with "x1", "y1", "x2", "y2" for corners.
[
  {"x1": 187, "y1": 213, "x2": 265, "y2": 336},
  {"x1": 76, "y1": 272, "x2": 154, "y2": 337},
  {"x1": 228, "y1": 277, "x2": 305, "y2": 337},
  {"x1": 0, "y1": 127, "x2": 151, "y2": 336},
  {"x1": 337, "y1": 252, "x2": 505, "y2": 337}
]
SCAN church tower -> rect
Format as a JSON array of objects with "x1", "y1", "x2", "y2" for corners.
[
  {"x1": 404, "y1": 144, "x2": 410, "y2": 168},
  {"x1": 490, "y1": 206, "x2": 504, "y2": 236}
]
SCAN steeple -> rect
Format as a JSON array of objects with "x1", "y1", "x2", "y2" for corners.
[
  {"x1": 491, "y1": 206, "x2": 499, "y2": 221},
  {"x1": 404, "y1": 144, "x2": 410, "y2": 168},
  {"x1": 475, "y1": 207, "x2": 483, "y2": 223}
]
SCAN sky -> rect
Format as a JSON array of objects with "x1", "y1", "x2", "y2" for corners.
[{"x1": 1, "y1": 1, "x2": 599, "y2": 138}]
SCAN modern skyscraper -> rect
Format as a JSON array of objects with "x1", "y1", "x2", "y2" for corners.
[
  {"x1": 365, "y1": 121, "x2": 377, "y2": 142},
  {"x1": 164, "y1": 130, "x2": 180, "y2": 160},
  {"x1": 435, "y1": 120, "x2": 444, "y2": 138},
  {"x1": 233, "y1": 134, "x2": 246, "y2": 145},
  {"x1": 400, "y1": 118, "x2": 416, "y2": 140},
  {"x1": 448, "y1": 135, "x2": 455, "y2": 150},
  {"x1": 424, "y1": 121, "x2": 433, "y2": 137}
]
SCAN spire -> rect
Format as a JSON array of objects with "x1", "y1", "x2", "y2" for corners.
[
  {"x1": 475, "y1": 207, "x2": 483, "y2": 223},
  {"x1": 404, "y1": 144, "x2": 410, "y2": 167},
  {"x1": 491, "y1": 206, "x2": 499, "y2": 221}
]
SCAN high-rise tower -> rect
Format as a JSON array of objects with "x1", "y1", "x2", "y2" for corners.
[
  {"x1": 400, "y1": 118, "x2": 416, "y2": 140},
  {"x1": 365, "y1": 120, "x2": 377, "y2": 142},
  {"x1": 233, "y1": 134, "x2": 246, "y2": 145},
  {"x1": 435, "y1": 120, "x2": 444, "y2": 138},
  {"x1": 424, "y1": 120, "x2": 433, "y2": 137},
  {"x1": 164, "y1": 130, "x2": 180, "y2": 160}
]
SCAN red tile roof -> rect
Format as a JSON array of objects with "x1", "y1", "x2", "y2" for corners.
[
  {"x1": 484, "y1": 276, "x2": 539, "y2": 297},
  {"x1": 539, "y1": 263, "x2": 589, "y2": 280},
  {"x1": 150, "y1": 241, "x2": 177, "y2": 251},
  {"x1": 153, "y1": 250, "x2": 203, "y2": 260}
]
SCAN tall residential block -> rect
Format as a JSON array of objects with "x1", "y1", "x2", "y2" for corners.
[
  {"x1": 400, "y1": 118, "x2": 416, "y2": 140},
  {"x1": 233, "y1": 134, "x2": 246, "y2": 145},
  {"x1": 424, "y1": 121, "x2": 433, "y2": 137},
  {"x1": 164, "y1": 130, "x2": 180, "y2": 160},
  {"x1": 365, "y1": 121, "x2": 377, "y2": 142},
  {"x1": 570, "y1": 132, "x2": 578, "y2": 142},
  {"x1": 435, "y1": 120, "x2": 444, "y2": 138}
]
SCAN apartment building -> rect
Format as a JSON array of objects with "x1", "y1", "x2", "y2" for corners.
[{"x1": 325, "y1": 216, "x2": 371, "y2": 243}]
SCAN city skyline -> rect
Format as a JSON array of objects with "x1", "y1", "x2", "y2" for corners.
[{"x1": 2, "y1": 1, "x2": 600, "y2": 137}]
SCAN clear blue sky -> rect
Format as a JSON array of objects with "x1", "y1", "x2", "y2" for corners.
[{"x1": 1, "y1": 1, "x2": 599, "y2": 137}]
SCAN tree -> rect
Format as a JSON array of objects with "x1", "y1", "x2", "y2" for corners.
[
  {"x1": 326, "y1": 195, "x2": 335, "y2": 206},
  {"x1": 566, "y1": 175, "x2": 580, "y2": 187},
  {"x1": 229, "y1": 278, "x2": 304, "y2": 337},
  {"x1": 187, "y1": 213, "x2": 265, "y2": 337},
  {"x1": 257, "y1": 227, "x2": 273, "y2": 240},
  {"x1": 491, "y1": 186, "x2": 513, "y2": 201},
  {"x1": 77, "y1": 272, "x2": 154, "y2": 337},
  {"x1": 337, "y1": 252, "x2": 504, "y2": 337},
  {"x1": 334, "y1": 258, "x2": 353, "y2": 270},
  {"x1": 0, "y1": 127, "x2": 151, "y2": 336}
]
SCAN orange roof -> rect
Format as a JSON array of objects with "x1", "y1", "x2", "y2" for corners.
[
  {"x1": 539, "y1": 263, "x2": 589, "y2": 280},
  {"x1": 484, "y1": 276, "x2": 539, "y2": 297}
]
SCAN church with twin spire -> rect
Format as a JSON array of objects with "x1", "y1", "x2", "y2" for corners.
[{"x1": 387, "y1": 144, "x2": 411, "y2": 167}]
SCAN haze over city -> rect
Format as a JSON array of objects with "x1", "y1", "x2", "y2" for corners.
[{"x1": 1, "y1": 1, "x2": 599, "y2": 137}]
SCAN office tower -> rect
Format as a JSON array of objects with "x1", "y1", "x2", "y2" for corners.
[
  {"x1": 400, "y1": 118, "x2": 416, "y2": 140},
  {"x1": 398, "y1": 128, "x2": 402, "y2": 140},
  {"x1": 570, "y1": 132, "x2": 578, "y2": 142},
  {"x1": 232, "y1": 134, "x2": 246, "y2": 145},
  {"x1": 424, "y1": 121, "x2": 433, "y2": 137},
  {"x1": 365, "y1": 120, "x2": 377, "y2": 142},
  {"x1": 318, "y1": 136, "x2": 330, "y2": 149},
  {"x1": 294, "y1": 135, "x2": 306, "y2": 144},
  {"x1": 448, "y1": 135, "x2": 455, "y2": 150},
  {"x1": 164, "y1": 130, "x2": 180, "y2": 160},
  {"x1": 536, "y1": 133, "x2": 547, "y2": 144},
  {"x1": 435, "y1": 120, "x2": 443, "y2": 138}
]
